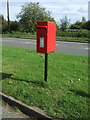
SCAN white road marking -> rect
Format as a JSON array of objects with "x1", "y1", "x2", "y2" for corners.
[
  {"x1": 85, "y1": 48, "x2": 90, "y2": 50},
  {"x1": 56, "y1": 41, "x2": 88, "y2": 45},
  {"x1": 74, "y1": 42, "x2": 88, "y2": 45}
]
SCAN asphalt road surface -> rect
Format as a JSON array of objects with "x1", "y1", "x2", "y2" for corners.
[
  {"x1": 1, "y1": 37, "x2": 90, "y2": 56},
  {"x1": 0, "y1": 101, "x2": 30, "y2": 119}
]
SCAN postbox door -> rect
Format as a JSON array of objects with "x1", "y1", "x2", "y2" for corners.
[{"x1": 37, "y1": 27, "x2": 47, "y2": 53}]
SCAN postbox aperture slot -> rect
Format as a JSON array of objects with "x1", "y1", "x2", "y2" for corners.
[{"x1": 37, "y1": 27, "x2": 46, "y2": 29}]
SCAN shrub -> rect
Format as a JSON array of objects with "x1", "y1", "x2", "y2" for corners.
[
  {"x1": 79, "y1": 29, "x2": 90, "y2": 38},
  {"x1": 58, "y1": 29, "x2": 90, "y2": 38}
]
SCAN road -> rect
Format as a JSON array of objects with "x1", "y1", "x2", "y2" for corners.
[
  {"x1": 1, "y1": 37, "x2": 90, "y2": 56},
  {"x1": 0, "y1": 101, "x2": 31, "y2": 119}
]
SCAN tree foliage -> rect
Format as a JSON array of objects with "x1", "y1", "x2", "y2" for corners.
[
  {"x1": 0, "y1": 15, "x2": 2, "y2": 33},
  {"x1": 0, "y1": 15, "x2": 8, "y2": 33},
  {"x1": 85, "y1": 21, "x2": 90, "y2": 30},
  {"x1": 60, "y1": 16, "x2": 70, "y2": 31},
  {"x1": 0, "y1": 14, "x2": 6, "y2": 24},
  {"x1": 0, "y1": 14, "x2": 20, "y2": 33},
  {"x1": 10, "y1": 21, "x2": 20, "y2": 32},
  {"x1": 82, "y1": 16, "x2": 86, "y2": 22},
  {"x1": 70, "y1": 17, "x2": 90, "y2": 30},
  {"x1": 17, "y1": 2, "x2": 55, "y2": 33},
  {"x1": 70, "y1": 21, "x2": 84, "y2": 29},
  {"x1": 70, "y1": 20, "x2": 90, "y2": 30}
]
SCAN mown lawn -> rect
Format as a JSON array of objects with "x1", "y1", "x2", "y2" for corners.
[{"x1": 1, "y1": 46, "x2": 89, "y2": 119}]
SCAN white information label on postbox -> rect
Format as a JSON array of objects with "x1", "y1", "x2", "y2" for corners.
[{"x1": 40, "y1": 37, "x2": 44, "y2": 48}]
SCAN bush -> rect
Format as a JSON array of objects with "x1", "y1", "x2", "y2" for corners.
[
  {"x1": 2, "y1": 24, "x2": 8, "y2": 33},
  {"x1": 10, "y1": 21, "x2": 20, "y2": 32},
  {"x1": 57, "y1": 29, "x2": 90, "y2": 38},
  {"x1": 79, "y1": 29, "x2": 90, "y2": 37}
]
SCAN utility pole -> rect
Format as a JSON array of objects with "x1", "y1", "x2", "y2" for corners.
[
  {"x1": 88, "y1": 1, "x2": 90, "y2": 21},
  {"x1": 7, "y1": 0, "x2": 10, "y2": 32}
]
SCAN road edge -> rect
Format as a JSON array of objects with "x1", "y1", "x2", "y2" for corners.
[
  {"x1": 0, "y1": 92, "x2": 54, "y2": 120},
  {"x1": 2, "y1": 36, "x2": 89, "y2": 43}
]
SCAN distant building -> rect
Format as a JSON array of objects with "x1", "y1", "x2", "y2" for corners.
[{"x1": 88, "y1": 1, "x2": 90, "y2": 20}]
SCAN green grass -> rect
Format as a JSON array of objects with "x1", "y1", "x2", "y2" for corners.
[
  {"x1": 56, "y1": 36, "x2": 90, "y2": 42},
  {"x1": 2, "y1": 33, "x2": 90, "y2": 42},
  {"x1": 2, "y1": 33, "x2": 35, "y2": 39},
  {"x1": 1, "y1": 46, "x2": 89, "y2": 119}
]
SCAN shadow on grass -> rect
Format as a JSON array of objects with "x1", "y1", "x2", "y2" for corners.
[
  {"x1": 69, "y1": 89, "x2": 90, "y2": 98},
  {"x1": 11, "y1": 77, "x2": 47, "y2": 88},
  {"x1": 0, "y1": 73, "x2": 13, "y2": 80},
  {"x1": 0, "y1": 72, "x2": 47, "y2": 88}
]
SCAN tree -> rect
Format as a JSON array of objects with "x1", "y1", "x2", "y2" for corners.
[
  {"x1": 10, "y1": 21, "x2": 20, "y2": 32},
  {"x1": 0, "y1": 15, "x2": 2, "y2": 33},
  {"x1": 0, "y1": 14, "x2": 6, "y2": 25},
  {"x1": 82, "y1": 17, "x2": 86, "y2": 22},
  {"x1": 60, "y1": 16, "x2": 70, "y2": 31},
  {"x1": 70, "y1": 21, "x2": 81, "y2": 29},
  {"x1": 0, "y1": 14, "x2": 9, "y2": 33},
  {"x1": 17, "y1": 2, "x2": 55, "y2": 33},
  {"x1": 85, "y1": 21, "x2": 90, "y2": 30},
  {"x1": 70, "y1": 17, "x2": 87, "y2": 29},
  {"x1": 70, "y1": 20, "x2": 87, "y2": 29}
]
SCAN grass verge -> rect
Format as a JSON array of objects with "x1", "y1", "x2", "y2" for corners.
[
  {"x1": 1, "y1": 46, "x2": 89, "y2": 119},
  {"x1": 2, "y1": 33, "x2": 35, "y2": 39},
  {"x1": 2, "y1": 33, "x2": 90, "y2": 42},
  {"x1": 56, "y1": 36, "x2": 90, "y2": 42}
]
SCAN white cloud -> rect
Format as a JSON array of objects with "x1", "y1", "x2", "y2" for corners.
[
  {"x1": 2, "y1": 0, "x2": 89, "y2": 3},
  {"x1": 1, "y1": 0, "x2": 88, "y2": 23},
  {"x1": 78, "y1": 7, "x2": 88, "y2": 13},
  {"x1": 2, "y1": 0, "x2": 40, "y2": 2}
]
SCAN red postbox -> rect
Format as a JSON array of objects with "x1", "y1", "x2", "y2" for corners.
[{"x1": 36, "y1": 21, "x2": 56, "y2": 54}]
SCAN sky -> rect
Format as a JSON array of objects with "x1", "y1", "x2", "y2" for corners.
[{"x1": 1, "y1": 0, "x2": 89, "y2": 24}]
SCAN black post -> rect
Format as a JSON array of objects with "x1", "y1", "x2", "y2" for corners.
[{"x1": 44, "y1": 53, "x2": 48, "y2": 82}]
